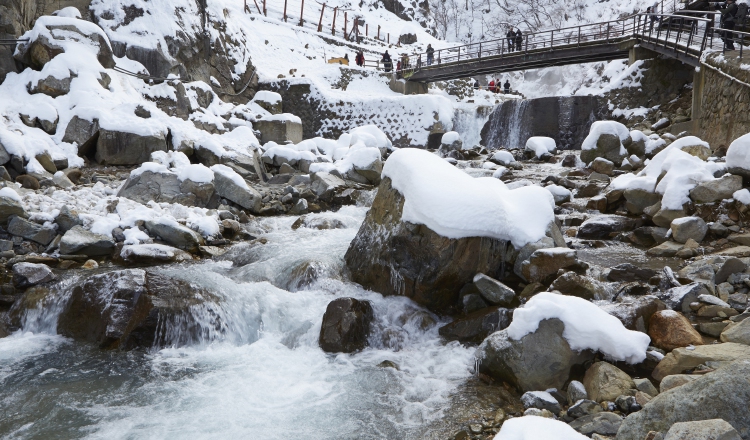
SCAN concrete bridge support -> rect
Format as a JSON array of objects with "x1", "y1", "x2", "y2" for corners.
[{"x1": 389, "y1": 75, "x2": 428, "y2": 95}]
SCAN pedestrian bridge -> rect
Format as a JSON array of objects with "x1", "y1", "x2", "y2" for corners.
[{"x1": 402, "y1": 11, "x2": 740, "y2": 83}]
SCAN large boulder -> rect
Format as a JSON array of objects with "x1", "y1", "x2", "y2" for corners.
[
  {"x1": 473, "y1": 273, "x2": 516, "y2": 306},
  {"x1": 14, "y1": 14, "x2": 115, "y2": 70},
  {"x1": 438, "y1": 306, "x2": 512, "y2": 344},
  {"x1": 671, "y1": 217, "x2": 708, "y2": 244},
  {"x1": 12, "y1": 262, "x2": 56, "y2": 289},
  {"x1": 117, "y1": 168, "x2": 216, "y2": 208},
  {"x1": 577, "y1": 215, "x2": 637, "y2": 240},
  {"x1": 726, "y1": 133, "x2": 750, "y2": 181},
  {"x1": 583, "y1": 361, "x2": 635, "y2": 403},
  {"x1": 344, "y1": 177, "x2": 516, "y2": 314},
  {"x1": 476, "y1": 318, "x2": 594, "y2": 392},
  {"x1": 7, "y1": 216, "x2": 56, "y2": 245},
  {"x1": 689, "y1": 175, "x2": 743, "y2": 204},
  {"x1": 648, "y1": 310, "x2": 703, "y2": 351},
  {"x1": 720, "y1": 318, "x2": 750, "y2": 345},
  {"x1": 54, "y1": 269, "x2": 219, "y2": 349},
  {"x1": 318, "y1": 297, "x2": 373, "y2": 353},
  {"x1": 0, "y1": 193, "x2": 27, "y2": 227},
  {"x1": 580, "y1": 121, "x2": 630, "y2": 165},
  {"x1": 144, "y1": 219, "x2": 205, "y2": 253},
  {"x1": 62, "y1": 116, "x2": 100, "y2": 155},
  {"x1": 663, "y1": 419, "x2": 742, "y2": 440},
  {"x1": 311, "y1": 172, "x2": 346, "y2": 203},
  {"x1": 520, "y1": 247, "x2": 578, "y2": 283},
  {"x1": 652, "y1": 342, "x2": 750, "y2": 381},
  {"x1": 59, "y1": 225, "x2": 115, "y2": 256},
  {"x1": 210, "y1": 164, "x2": 262, "y2": 213},
  {"x1": 616, "y1": 357, "x2": 750, "y2": 440},
  {"x1": 96, "y1": 128, "x2": 169, "y2": 165}
]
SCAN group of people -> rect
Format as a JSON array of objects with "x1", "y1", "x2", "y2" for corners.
[
  {"x1": 714, "y1": 0, "x2": 741, "y2": 51},
  {"x1": 505, "y1": 28, "x2": 524, "y2": 51},
  {"x1": 480, "y1": 78, "x2": 511, "y2": 94}
]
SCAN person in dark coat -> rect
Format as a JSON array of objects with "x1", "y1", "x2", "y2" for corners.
[
  {"x1": 382, "y1": 50, "x2": 392, "y2": 72},
  {"x1": 506, "y1": 29, "x2": 515, "y2": 52},
  {"x1": 426, "y1": 44, "x2": 435, "y2": 65},
  {"x1": 515, "y1": 29, "x2": 524, "y2": 51},
  {"x1": 715, "y1": 0, "x2": 738, "y2": 50},
  {"x1": 474, "y1": 79, "x2": 480, "y2": 90},
  {"x1": 355, "y1": 50, "x2": 365, "y2": 67},
  {"x1": 504, "y1": 79, "x2": 511, "y2": 94}
]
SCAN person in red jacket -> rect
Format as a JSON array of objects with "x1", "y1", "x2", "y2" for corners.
[
  {"x1": 355, "y1": 51, "x2": 365, "y2": 67},
  {"x1": 488, "y1": 79, "x2": 495, "y2": 93}
]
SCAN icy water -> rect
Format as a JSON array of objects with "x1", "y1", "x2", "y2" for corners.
[{"x1": 0, "y1": 205, "x2": 475, "y2": 440}]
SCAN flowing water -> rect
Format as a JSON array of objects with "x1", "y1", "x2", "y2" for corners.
[{"x1": 0, "y1": 205, "x2": 475, "y2": 440}]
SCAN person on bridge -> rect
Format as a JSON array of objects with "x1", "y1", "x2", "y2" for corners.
[
  {"x1": 382, "y1": 50, "x2": 393, "y2": 72},
  {"x1": 504, "y1": 80, "x2": 511, "y2": 94},
  {"x1": 715, "y1": 0, "x2": 738, "y2": 50},
  {"x1": 506, "y1": 29, "x2": 515, "y2": 52},
  {"x1": 355, "y1": 50, "x2": 365, "y2": 67},
  {"x1": 426, "y1": 44, "x2": 435, "y2": 65},
  {"x1": 474, "y1": 80, "x2": 480, "y2": 90},
  {"x1": 515, "y1": 29, "x2": 524, "y2": 51},
  {"x1": 488, "y1": 79, "x2": 496, "y2": 93}
]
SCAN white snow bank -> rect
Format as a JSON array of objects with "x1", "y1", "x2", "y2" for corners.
[
  {"x1": 441, "y1": 131, "x2": 460, "y2": 144},
  {"x1": 382, "y1": 148, "x2": 555, "y2": 248},
  {"x1": 0, "y1": 187, "x2": 22, "y2": 202},
  {"x1": 494, "y1": 416, "x2": 588, "y2": 440},
  {"x1": 581, "y1": 121, "x2": 629, "y2": 153},
  {"x1": 734, "y1": 188, "x2": 750, "y2": 205},
  {"x1": 349, "y1": 125, "x2": 393, "y2": 151},
  {"x1": 176, "y1": 164, "x2": 214, "y2": 183},
  {"x1": 525, "y1": 137, "x2": 556, "y2": 158},
  {"x1": 609, "y1": 137, "x2": 725, "y2": 210},
  {"x1": 506, "y1": 292, "x2": 651, "y2": 364},
  {"x1": 252, "y1": 90, "x2": 282, "y2": 104},
  {"x1": 211, "y1": 164, "x2": 249, "y2": 189},
  {"x1": 492, "y1": 150, "x2": 515, "y2": 165},
  {"x1": 727, "y1": 133, "x2": 750, "y2": 172}
]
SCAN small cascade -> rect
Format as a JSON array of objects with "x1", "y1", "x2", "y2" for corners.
[
  {"x1": 451, "y1": 105, "x2": 493, "y2": 148},
  {"x1": 480, "y1": 96, "x2": 603, "y2": 150}
]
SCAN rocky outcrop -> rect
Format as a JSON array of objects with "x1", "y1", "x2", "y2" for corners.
[
  {"x1": 652, "y1": 342, "x2": 750, "y2": 381},
  {"x1": 12, "y1": 262, "x2": 55, "y2": 289},
  {"x1": 318, "y1": 297, "x2": 373, "y2": 353},
  {"x1": 344, "y1": 177, "x2": 517, "y2": 314},
  {"x1": 117, "y1": 169, "x2": 217, "y2": 208},
  {"x1": 59, "y1": 225, "x2": 115, "y2": 256},
  {"x1": 476, "y1": 318, "x2": 594, "y2": 392},
  {"x1": 616, "y1": 357, "x2": 750, "y2": 440},
  {"x1": 54, "y1": 269, "x2": 220, "y2": 349},
  {"x1": 95, "y1": 128, "x2": 168, "y2": 165}
]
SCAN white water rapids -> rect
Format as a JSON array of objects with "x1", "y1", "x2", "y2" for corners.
[{"x1": 0, "y1": 205, "x2": 475, "y2": 439}]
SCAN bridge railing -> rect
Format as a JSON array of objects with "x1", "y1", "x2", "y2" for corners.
[
  {"x1": 400, "y1": 9, "x2": 750, "y2": 80},
  {"x1": 397, "y1": 16, "x2": 641, "y2": 77}
]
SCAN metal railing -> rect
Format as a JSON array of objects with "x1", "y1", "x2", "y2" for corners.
[{"x1": 397, "y1": 9, "x2": 750, "y2": 79}]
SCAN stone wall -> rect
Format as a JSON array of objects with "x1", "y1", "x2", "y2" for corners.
[
  {"x1": 262, "y1": 70, "x2": 448, "y2": 148},
  {"x1": 696, "y1": 52, "x2": 750, "y2": 149}
]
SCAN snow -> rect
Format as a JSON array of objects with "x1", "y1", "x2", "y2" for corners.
[
  {"x1": 0, "y1": 187, "x2": 22, "y2": 202},
  {"x1": 252, "y1": 91, "x2": 282, "y2": 104},
  {"x1": 726, "y1": 133, "x2": 750, "y2": 172},
  {"x1": 525, "y1": 137, "x2": 556, "y2": 158},
  {"x1": 121, "y1": 243, "x2": 181, "y2": 260},
  {"x1": 522, "y1": 391, "x2": 559, "y2": 405},
  {"x1": 545, "y1": 184, "x2": 571, "y2": 200},
  {"x1": 492, "y1": 150, "x2": 516, "y2": 165},
  {"x1": 492, "y1": 167, "x2": 508, "y2": 179},
  {"x1": 506, "y1": 292, "x2": 651, "y2": 364},
  {"x1": 382, "y1": 148, "x2": 556, "y2": 248},
  {"x1": 494, "y1": 416, "x2": 588, "y2": 440},
  {"x1": 734, "y1": 189, "x2": 750, "y2": 205},
  {"x1": 123, "y1": 228, "x2": 150, "y2": 245},
  {"x1": 211, "y1": 164, "x2": 249, "y2": 189},
  {"x1": 441, "y1": 131, "x2": 460, "y2": 145},
  {"x1": 130, "y1": 162, "x2": 173, "y2": 177},
  {"x1": 609, "y1": 136, "x2": 725, "y2": 210},
  {"x1": 176, "y1": 164, "x2": 214, "y2": 183},
  {"x1": 349, "y1": 125, "x2": 393, "y2": 151},
  {"x1": 190, "y1": 216, "x2": 221, "y2": 237},
  {"x1": 581, "y1": 121, "x2": 630, "y2": 153},
  {"x1": 260, "y1": 113, "x2": 303, "y2": 124}
]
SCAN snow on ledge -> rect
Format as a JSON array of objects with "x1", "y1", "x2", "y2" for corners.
[
  {"x1": 506, "y1": 292, "x2": 651, "y2": 364},
  {"x1": 381, "y1": 148, "x2": 555, "y2": 248},
  {"x1": 494, "y1": 415, "x2": 588, "y2": 440}
]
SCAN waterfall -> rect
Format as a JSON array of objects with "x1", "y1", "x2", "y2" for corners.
[
  {"x1": 481, "y1": 96, "x2": 603, "y2": 151},
  {"x1": 451, "y1": 105, "x2": 493, "y2": 148}
]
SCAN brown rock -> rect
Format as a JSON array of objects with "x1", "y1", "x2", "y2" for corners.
[{"x1": 648, "y1": 310, "x2": 703, "y2": 351}]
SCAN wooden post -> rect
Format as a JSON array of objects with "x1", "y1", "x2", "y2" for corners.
[
  {"x1": 252, "y1": 0, "x2": 262, "y2": 14},
  {"x1": 299, "y1": 0, "x2": 305, "y2": 26},
  {"x1": 318, "y1": 3, "x2": 325, "y2": 32},
  {"x1": 284, "y1": 0, "x2": 288, "y2": 21},
  {"x1": 366, "y1": 24, "x2": 368, "y2": 37},
  {"x1": 263, "y1": 0, "x2": 267, "y2": 16},
  {"x1": 355, "y1": 17, "x2": 359, "y2": 43},
  {"x1": 387, "y1": 33, "x2": 389, "y2": 44},
  {"x1": 377, "y1": 25, "x2": 380, "y2": 40},
  {"x1": 332, "y1": 7, "x2": 337, "y2": 36},
  {"x1": 344, "y1": 12, "x2": 347, "y2": 39}
]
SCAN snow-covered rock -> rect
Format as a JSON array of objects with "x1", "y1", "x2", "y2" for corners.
[
  {"x1": 726, "y1": 133, "x2": 750, "y2": 180},
  {"x1": 59, "y1": 225, "x2": 116, "y2": 256},
  {"x1": 580, "y1": 121, "x2": 630, "y2": 164},
  {"x1": 211, "y1": 164, "x2": 262, "y2": 213},
  {"x1": 525, "y1": 136, "x2": 556, "y2": 159}
]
